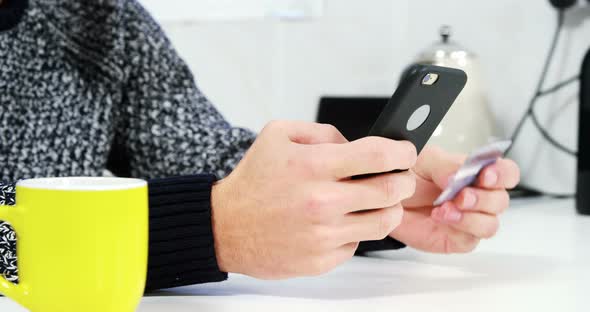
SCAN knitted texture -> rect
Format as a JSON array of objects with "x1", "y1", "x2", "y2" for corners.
[{"x1": 0, "y1": 0, "x2": 255, "y2": 283}]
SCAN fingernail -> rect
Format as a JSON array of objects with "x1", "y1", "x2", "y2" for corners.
[
  {"x1": 444, "y1": 205, "x2": 463, "y2": 223},
  {"x1": 462, "y1": 190, "x2": 477, "y2": 209},
  {"x1": 484, "y1": 170, "x2": 498, "y2": 187}
]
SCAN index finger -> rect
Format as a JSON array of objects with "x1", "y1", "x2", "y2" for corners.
[
  {"x1": 308, "y1": 136, "x2": 418, "y2": 179},
  {"x1": 275, "y1": 121, "x2": 348, "y2": 145}
]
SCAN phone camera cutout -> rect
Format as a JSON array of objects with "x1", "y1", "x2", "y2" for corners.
[
  {"x1": 406, "y1": 105, "x2": 431, "y2": 131},
  {"x1": 422, "y1": 73, "x2": 439, "y2": 85}
]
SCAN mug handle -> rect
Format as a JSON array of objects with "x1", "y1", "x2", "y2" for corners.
[{"x1": 0, "y1": 205, "x2": 30, "y2": 309}]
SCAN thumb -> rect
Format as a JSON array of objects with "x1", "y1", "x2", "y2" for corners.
[
  {"x1": 414, "y1": 146, "x2": 466, "y2": 189},
  {"x1": 402, "y1": 146, "x2": 467, "y2": 209}
]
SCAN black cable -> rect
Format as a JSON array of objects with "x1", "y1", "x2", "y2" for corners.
[
  {"x1": 547, "y1": 193, "x2": 575, "y2": 199},
  {"x1": 527, "y1": 11, "x2": 578, "y2": 156},
  {"x1": 537, "y1": 75, "x2": 579, "y2": 97},
  {"x1": 529, "y1": 74, "x2": 580, "y2": 156},
  {"x1": 530, "y1": 106, "x2": 578, "y2": 156},
  {"x1": 506, "y1": 10, "x2": 579, "y2": 199},
  {"x1": 506, "y1": 11, "x2": 564, "y2": 155},
  {"x1": 506, "y1": 10, "x2": 578, "y2": 157}
]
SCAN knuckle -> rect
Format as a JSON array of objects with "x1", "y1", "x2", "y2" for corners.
[
  {"x1": 306, "y1": 156, "x2": 324, "y2": 177},
  {"x1": 402, "y1": 172, "x2": 418, "y2": 198},
  {"x1": 305, "y1": 155, "x2": 323, "y2": 177},
  {"x1": 382, "y1": 175, "x2": 399, "y2": 206},
  {"x1": 321, "y1": 124, "x2": 343, "y2": 141},
  {"x1": 367, "y1": 138, "x2": 419, "y2": 171},
  {"x1": 366, "y1": 137, "x2": 392, "y2": 169},
  {"x1": 383, "y1": 173, "x2": 416, "y2": 205},
  {"x1": 303, "y1": 193, "x2": 329, "y2": 222},
  {"x1": 286, "y1": 153, "x2": 304, "y2": 169},
  {"x1": 315, "y1": 227, "x2": 335, "y2": 248},
  {"x1": 289, "y1": 154, "x2": 320, "y2": 177},
  {"x1": 378, "y1": 216, "x2": 392, "y2": 239},
  {"x1": 264, "y1": 120, "x2": 284, "y2": 132},
  {"x1": 378, "y1": 206, "x2": 402, "y2": 239},
  {"x1": 400, "y1": 142, "x2": 418, "y2": 166},
  {"x1": 286, "y1": 154, "x2": 299, "y2": 170},
  {"x1": 392, "y1": 205, "x2": 404, "y2": 227}
]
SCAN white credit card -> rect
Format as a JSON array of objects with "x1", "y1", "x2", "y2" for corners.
[{"x1": 433, "y1": 140, "x2": 512, "y2": 206}]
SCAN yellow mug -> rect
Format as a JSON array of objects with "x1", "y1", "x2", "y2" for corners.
[{"x1": 0, "y1": 177, "x2": 148, "y2": 312}]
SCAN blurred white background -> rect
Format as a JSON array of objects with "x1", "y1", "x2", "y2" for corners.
[{"x1": 140, "y1": 0, "x2": 590, "y2": 194}]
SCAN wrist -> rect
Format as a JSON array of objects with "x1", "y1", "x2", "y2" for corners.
[{"x1": 211, "y1": 179, "x2": 238, "y2": 274}]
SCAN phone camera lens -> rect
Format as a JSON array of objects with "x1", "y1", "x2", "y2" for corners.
[{"x1": 421, "y1": 73, "x2": 439, "y2": 85}]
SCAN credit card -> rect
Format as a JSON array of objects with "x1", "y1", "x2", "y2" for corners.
[{"x1": 433, "y1": 140, "x2": 512, "y2": 206}]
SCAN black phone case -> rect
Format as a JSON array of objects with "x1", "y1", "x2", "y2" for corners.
[{"x1": 369, "y1": 64, "x2": 467, "y2": 155}]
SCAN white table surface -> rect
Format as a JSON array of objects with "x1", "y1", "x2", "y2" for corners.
[{"x1": 2, "y1": 198, "x2": 589, "y2": 312}]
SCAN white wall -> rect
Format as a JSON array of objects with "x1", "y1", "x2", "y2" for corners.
[{"x1": 147, "y1": 0, "x2": 590, "y2": 194}]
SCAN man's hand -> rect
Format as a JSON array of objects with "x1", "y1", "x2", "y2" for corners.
[
  {"x1": 212, "y1": 121, "x2": 417, "y2": 279},
  {"x1": 391, "y1": 146, "x2": 520, "y2": 254}
]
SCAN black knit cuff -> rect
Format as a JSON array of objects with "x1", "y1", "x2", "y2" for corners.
[
  {"x1": 0, "y1": 0, "x2": 28, "y2": 32},
  {"x1": 356, "y1": 237, "x2": 406, "y2": 255},
  {"x1": 145, "y1": 175, "x2": 227, "y2": 291}
]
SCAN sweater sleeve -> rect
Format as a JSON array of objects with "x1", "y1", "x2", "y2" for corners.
[
  {"x1": 146, "y1": 175, "x2": 226, "y2": 291},
  {"x1": 107, "y1": 1, "x2": 255, "y2": 291}
]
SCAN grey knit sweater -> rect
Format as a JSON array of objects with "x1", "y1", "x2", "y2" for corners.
[
  {"x1": 0, "y1": 0, "x2": 256, "y2": 289},
  {"x1": 0, "y1": 0, "x2": 405, "y2": 291}
]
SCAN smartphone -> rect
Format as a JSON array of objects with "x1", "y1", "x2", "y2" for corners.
[
  {"x1": 371, "y1": 64, "x2": 467, "y2": 153},
  {"x1": 357, "y1": 65, "x2": 467, "y2": 177}
]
